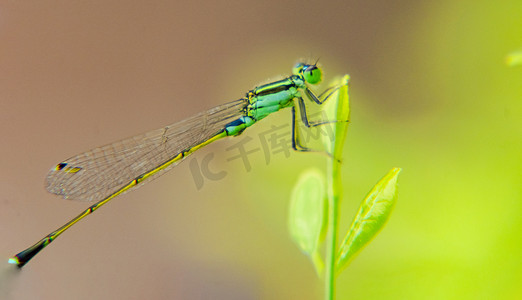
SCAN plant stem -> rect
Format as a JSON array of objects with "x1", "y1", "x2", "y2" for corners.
[
  {"x1": 325, "y1": 157, "x2": 341, "y2": 300},
  {"x1": 324, "y1": 75, "x2": 350, "y2": 300}
]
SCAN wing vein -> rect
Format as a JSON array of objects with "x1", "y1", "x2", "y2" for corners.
[{"x1": 46, "y1": 99, "x2": 247, "y2": 201}]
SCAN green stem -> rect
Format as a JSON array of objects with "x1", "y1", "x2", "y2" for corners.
[
  {"x1": 324, "y1": 75, "x2": 350, "y2": 300},
  {"x1": 325, "y1": 157, "x2": 341, "y2": 300}
]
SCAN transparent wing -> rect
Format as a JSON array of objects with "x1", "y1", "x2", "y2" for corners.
[{"x1": 46, "y1": 99, "x2": 248, "y2": 201}]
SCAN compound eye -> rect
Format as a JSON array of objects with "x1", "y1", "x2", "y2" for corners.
[{"x1": 303, "y1": 66, "x2": 322, "y2": 84}]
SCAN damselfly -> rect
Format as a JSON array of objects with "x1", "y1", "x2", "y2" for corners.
[{"x1": 10, "y1": 62, "x2": 347, "y2": 267}]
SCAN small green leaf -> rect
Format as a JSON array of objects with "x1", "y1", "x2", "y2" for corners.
[
  {"x1": 506, "y1": 50, "x2": 522, "y2": 67},
  {"x1": 336, "y1": 168, "x2": 402, "y2": 274},
  {"x1": 321, "y1": 75, "x2": 350, "y2": 158},
  {"x1": 288, "y1": 169, "x2": 328, "y2": 276}
]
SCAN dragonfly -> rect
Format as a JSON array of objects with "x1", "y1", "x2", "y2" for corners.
[{"x1": 10, "y1": 62, "x2": 347, "y2": 267}]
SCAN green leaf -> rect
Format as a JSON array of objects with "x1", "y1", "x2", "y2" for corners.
[
  {"x1": 335, "y1": 167, "x2": 402, "y2": 274},
  {"x1": 321, "y1": 75, "x2": 350, "y2": 159},
  {"x1": 288, "y1": 169, "x2": 328, "y2": 276}
]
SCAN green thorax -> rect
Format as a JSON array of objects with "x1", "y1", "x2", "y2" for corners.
[{"x1": 247, "y1": 75, "x2": 305, "y2": 121}]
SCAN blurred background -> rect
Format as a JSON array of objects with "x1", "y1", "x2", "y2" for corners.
[{"x1": 1, "y1": 1, "x2": 520, "y2": 299}]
